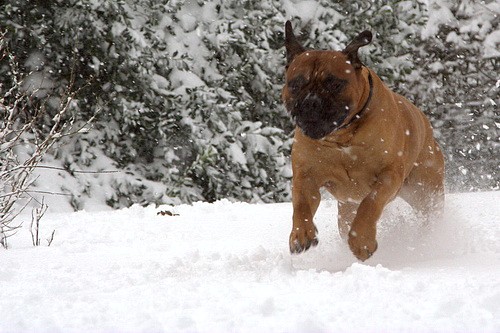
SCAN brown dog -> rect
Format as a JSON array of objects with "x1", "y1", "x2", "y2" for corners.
[{"x1": 282, "y1": 21, "x2": 445, "y2": 261}]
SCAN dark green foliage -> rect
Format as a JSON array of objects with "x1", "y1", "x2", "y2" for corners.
[
  {"x1": 398, "y1": 0, "x2": 499, "y2": 192},
  {"x1": 0, "y1": 0, "x2": 497, "y2": 209}
]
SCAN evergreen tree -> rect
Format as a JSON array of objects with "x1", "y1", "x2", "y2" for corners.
[
  {"x1": 1, "y1": 0, "x2": 497, "y2": 209},
  {"x1": 402, "y1": 0, "x2": 499, "y2": 191}
]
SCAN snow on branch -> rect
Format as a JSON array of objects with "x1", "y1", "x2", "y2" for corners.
[{"x1": 0, "y1": 33, "x2": 91, "y2": 248}]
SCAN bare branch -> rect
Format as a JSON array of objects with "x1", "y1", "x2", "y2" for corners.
[
  {"x1": 1, "y1": 31, "x2": 92, "y2": 248},
  {"x1": 6, "y1": 164, "x2": 120, "y2": 174},
  {"x1": 30, "y1": 197, "x2": 48, "y2": 246},
  {"x1": 46, "y1": 230, "x2": 56, "y2": 246}
]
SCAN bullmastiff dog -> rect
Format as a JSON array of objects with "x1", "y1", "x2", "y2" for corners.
[{"x1": 282, "y1": 21, "x2": 445, "y2": 261}]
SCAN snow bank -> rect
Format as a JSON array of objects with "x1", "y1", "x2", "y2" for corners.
[{"x1": 1, "y1": 191, "x2": 499, "y2": 332}]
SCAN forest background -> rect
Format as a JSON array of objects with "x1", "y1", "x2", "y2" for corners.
[{"x1": 1, "y1": 0, "x2": 498, "y2": 211}]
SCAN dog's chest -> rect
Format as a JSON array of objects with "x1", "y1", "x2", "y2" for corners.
[
  {"x1": 293, "y1": 139, "x2": 380, "y2": 201},
  {"x1": 328, "y1": 145, "x2": 379, "y2": 199}
]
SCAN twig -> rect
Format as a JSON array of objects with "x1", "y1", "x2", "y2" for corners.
[
  {"x1": 34, "y1": 165, "x2": 120, "y2": 174},
  {"x1": 30, "y1": 198, "x2": 48, "y2": 246},
  {"x1": 0, "y1": 164, "x2": 120, "y2": 176},
  {"x1": 27, "y1": 190, "x2": 73, "y2": 196},
  {"x1": 46, "y1": 230, "x2": 56, "y2": 246}
]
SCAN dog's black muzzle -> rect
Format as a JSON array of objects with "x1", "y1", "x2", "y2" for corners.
[{"x1": 292, "y1": 93, "x2": 349, "y2": 139}]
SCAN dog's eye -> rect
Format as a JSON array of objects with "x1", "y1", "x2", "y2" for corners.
[
  {"x1": 324, "y1": 76, "x2": 346, "y2": 93},
  {"x1": 288, "y1": 76, "x2": 306, "y2": 94}
]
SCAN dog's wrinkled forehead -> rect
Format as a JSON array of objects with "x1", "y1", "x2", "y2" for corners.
[
  {"x1": 286, "y1": 50, "x2": 355, "y2": 82},
  {"x1": 285, "y1": 50, "x2": 356, "y2": 93}
]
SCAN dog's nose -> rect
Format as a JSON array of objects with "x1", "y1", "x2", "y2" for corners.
[{"x1": 301, "y1": 93, "x2": 323, "y2": 111}]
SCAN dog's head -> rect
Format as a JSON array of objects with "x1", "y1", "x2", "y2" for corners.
[{"x1": 282, "y1": 21, "x2": 372, "y2": 139}]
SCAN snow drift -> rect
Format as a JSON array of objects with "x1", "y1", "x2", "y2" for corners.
[{"x1": 1, "y1": 191, "x2": 499, "y2": 332}]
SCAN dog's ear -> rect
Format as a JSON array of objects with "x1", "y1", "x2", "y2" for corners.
[
  {"x1": 342, "y1": 30, "x2": 372, "y2": 69},
  {"x1": 285, "y1": 20, "x2": 305, "y2": 66}
]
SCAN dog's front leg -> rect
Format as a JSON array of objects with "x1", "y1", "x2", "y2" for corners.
[
  {"x1": 290, "y1": 172, "x2": 320, "y2": 253},
  {"x1": 348, "y1": 169, "x2": 403, "y2": 261}
]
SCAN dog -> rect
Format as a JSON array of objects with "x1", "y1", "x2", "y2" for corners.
[{"x1": 282, "y1": 21, "x2": 445, "y2": 261}]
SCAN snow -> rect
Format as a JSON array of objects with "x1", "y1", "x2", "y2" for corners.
[
  {"x1": 283, "y1": 0, "x2": 320, "y2": 23},
  {"x1": 1, "y1": 191, "x2": 499, "y2": 332},
  {"x1": 421, "y1": 0, "x2": 458, "y2": 38},
  {"x1": 484, "y1": 29, "x2": 500, "y2": 59},
  {"x1": 169, "y1": 68, "x2": 206, "y2": 93}
]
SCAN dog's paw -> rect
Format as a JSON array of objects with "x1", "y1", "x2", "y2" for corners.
[
  {"x1": 348, "y1": 231, "x2": 378, "y2": 261},
  {"x1": 289, "y1": 225, "x2": 318, "y2": 254}
]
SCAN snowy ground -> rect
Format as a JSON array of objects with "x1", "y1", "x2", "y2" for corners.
[{"x1": 1, "y1": 191, "x2": 499, "y2": 332}]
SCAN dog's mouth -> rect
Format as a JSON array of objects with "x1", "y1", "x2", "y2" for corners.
[
  {"x1": 294, "y1": 114, "x2": 348, "y2": 139},
  {"x1": 291, "y1": 103, "x2": 350, "y2": 139},
  {"x1": 288, "y1": 92, "x2": 352, "y2": 139}
]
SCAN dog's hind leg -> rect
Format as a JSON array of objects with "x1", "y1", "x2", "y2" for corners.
[
  {"x1": 338, "y1": 201, "x2": 358, "y2": 241},
  {"x1": 399, "y1": 141, "x2": 445, "y2": 222}
]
